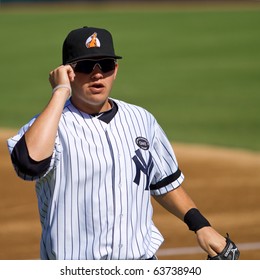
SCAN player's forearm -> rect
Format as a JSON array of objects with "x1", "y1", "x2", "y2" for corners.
[
  {"x1": 24, "y1": 90, "x2": 69, "y2": 161},
  {"x1": 155, "y1": 186, "x2": 213, "y2": 236},
  {"x1": 154, "y1": 186, "x2": 197, "y2": 221}
]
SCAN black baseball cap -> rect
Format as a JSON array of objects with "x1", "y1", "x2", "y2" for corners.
[{"x1": 62, "y1": 26, "x2": 122, "y2": 65}]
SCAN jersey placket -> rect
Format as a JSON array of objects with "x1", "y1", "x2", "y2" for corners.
[{"x1": 104, "y1": 127, "x2": 127, "y2": 259}]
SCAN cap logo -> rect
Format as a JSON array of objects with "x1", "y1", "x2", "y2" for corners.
[{"x1": 86, "y1": 32, "x2": 101, "y2": 48}]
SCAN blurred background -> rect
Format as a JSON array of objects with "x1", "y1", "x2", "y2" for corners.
[{"x1": 1, "y1": 0, "x2": 259, "y2": 150}]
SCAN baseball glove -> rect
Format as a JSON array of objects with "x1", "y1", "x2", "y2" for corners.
[{"x1": 207, "y1": 233, "x2": 240, "y2": 260}]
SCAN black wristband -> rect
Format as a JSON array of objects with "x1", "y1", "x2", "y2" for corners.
[{"x1": 184, "y1": 208, "x2": 211, "y2": 232}]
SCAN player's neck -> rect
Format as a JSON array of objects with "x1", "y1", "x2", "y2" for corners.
[{"x1": 70, "y1": 98, "x2": 112, "y2": 115}]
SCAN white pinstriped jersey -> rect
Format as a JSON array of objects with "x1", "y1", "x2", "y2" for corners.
[{"x1": 7, "y1": 98, "x2": 184, "y2": 260}]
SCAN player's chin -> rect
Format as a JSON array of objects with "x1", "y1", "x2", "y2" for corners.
[{"x1": 87, "y1": 92, "x2": 110, "y2": 107}]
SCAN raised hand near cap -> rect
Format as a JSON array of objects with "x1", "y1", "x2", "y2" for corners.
[{"x1": 49, "y1": 65, "x2": 75, "y2": 88}]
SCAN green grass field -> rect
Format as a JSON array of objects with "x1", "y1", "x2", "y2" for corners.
[{"x1": 0, "y1": 4, "x2": 259, "y2": 150}]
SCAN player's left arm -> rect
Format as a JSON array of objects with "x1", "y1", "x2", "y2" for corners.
[
  {"x1": 153, "y1": 185, "x2": 196, "y2": 221},
  {"x1": 153, "y1": 186, "x2": 229, "y2": 258}
]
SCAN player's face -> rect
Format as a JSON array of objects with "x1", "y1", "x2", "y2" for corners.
[{"x1": 70, "y1": 59, "x2": 118, "y2": 114}]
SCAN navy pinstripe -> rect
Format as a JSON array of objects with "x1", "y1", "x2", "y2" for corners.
[{"x1": 7, "y1": 98, "x2": 184, "y2": 260}]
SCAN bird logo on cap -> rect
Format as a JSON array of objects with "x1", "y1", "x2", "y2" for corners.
[{"x1": 86, "y1": 32, "x2": 101, "y2": 48}]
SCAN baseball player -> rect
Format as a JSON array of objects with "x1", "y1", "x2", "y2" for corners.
[{"x1": 7, "y1": 26, "x2": 239, "y2": 260}]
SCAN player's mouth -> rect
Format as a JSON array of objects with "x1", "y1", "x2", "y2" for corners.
[{"x1": 89, "y1": 82, "x2": 105, "y2": 94}]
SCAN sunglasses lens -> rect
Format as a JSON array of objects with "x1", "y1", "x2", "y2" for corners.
[
  {"x1": 74, "y1": 62, "x2": 93, "y2": 74},
  {"x1": 100, "y1": 59, "x2": 116, "y2": 73},
  {"x1": 73, "y1": 59, "x2": 115, "y2": 74}
]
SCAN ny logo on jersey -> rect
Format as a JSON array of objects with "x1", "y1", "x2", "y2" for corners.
[{"x1": 132, "y1": 149, "x2": 154, "y2": 190}]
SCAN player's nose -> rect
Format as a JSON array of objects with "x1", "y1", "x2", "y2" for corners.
[{"x1": 91, "y1": 64, "x2": 103, "y2": 79}]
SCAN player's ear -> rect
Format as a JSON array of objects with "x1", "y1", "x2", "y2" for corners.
[{"x1": 113, "y1": 63, "x2": 119, "y2": 80}]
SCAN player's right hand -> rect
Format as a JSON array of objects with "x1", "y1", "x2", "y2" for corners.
[{"x1": 49, "y1": 65, "x2": 75, "y2": 89}]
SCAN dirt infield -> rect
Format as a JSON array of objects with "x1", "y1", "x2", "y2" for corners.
[{"x1": 1, "y1": 129, "x2": 260, "y2": 260}]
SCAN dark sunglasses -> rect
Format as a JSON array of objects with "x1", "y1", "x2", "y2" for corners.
[{"x1": 72, "y1": 59, "x2": 116, "y2": 74}]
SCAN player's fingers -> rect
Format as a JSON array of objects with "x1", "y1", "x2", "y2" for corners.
[
  {"x1": 196, "y1": 227, "x2": 226, "y2": 257},
  {"x1": 207, "y1": 248, "x2": 218, "y2": 258},
  {"x1": 49, "y1": 71, "x2": 56, "y2": 88},
  {"x1": 49, "y1": 65, "x2": 72, "y2": 88},
  {"x1": 198, "y1": 239, "x2": 219, "y2": 257},
  {"x1": 205, "y1": 237, "x2": 227, "y2": 257},
  {"x1": 209, "y1": 238, "x2": 226, "y2": 255},
  {"x1": 66, "y1": 65, "x2": 76, "y2": 82}
]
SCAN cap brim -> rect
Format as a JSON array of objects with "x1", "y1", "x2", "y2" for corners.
[{"x1": 65, "y1": 54, "x2": 122, "y2": 64}]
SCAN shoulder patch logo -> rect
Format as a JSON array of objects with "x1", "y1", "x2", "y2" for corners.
[
  {"x1": 86, "y1": 32, "x2": 101, "y2": 48},
  {"x1": 135, "y1": 137, "x2": 149, "y2": 150}
]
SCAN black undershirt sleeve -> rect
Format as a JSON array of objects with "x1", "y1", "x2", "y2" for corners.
[
  {"x1": 150, "y1": 169, "x2": 182, "y2": 191},
  {"x1": 11, "y1": 134, "x2": 52, "y2": 177}
]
